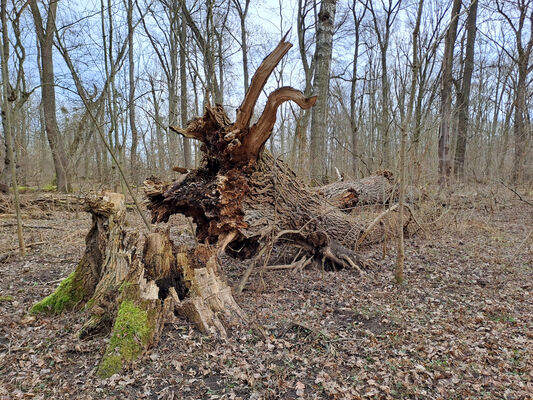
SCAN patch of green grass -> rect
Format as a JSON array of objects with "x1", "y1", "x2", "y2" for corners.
[
  {"x1": 487, "y1": 312, "x2": 516, "y2": 323},
  {"x1": 98, "y1": 300, "x2": 155, "y2": 379},
  {"x1": 16, "y1": 186, "x2": 39, "y2": 193},
  {"x1": 30, "y1": 270, "x2": 85, "y2": 314},
  {"x1": 41, "y1": 184, "x2": 57, "y2": 192},
  {"x1": 0, "y1": 295, "x2": 14, "y2": 302}
]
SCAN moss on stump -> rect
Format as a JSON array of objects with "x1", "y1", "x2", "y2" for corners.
[
  {"x1": 97, "y1": 299, "x2": 156, "y2": 378},
  {"x1": 30, "y1": 269, "x2": 85, "y2": 315}
]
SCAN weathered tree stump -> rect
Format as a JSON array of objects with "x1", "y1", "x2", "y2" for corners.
[{"x1": 31, "y1": 192, "x2": 244, "y2": 378}]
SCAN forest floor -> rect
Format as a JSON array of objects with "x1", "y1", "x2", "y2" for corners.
[{"x1": 0, "y1": 184, "x2": 532, "y2": 399}]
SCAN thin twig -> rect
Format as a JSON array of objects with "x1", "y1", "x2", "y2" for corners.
[{"x1": 499, "y1": 180, "x2": 533, "y2": 207}]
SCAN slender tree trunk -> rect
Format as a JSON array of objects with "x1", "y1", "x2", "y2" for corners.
[
  {"x1": 1, "y1": 0, "x2": 25, "y2": 254},
  {"x1": 350, "y1": 1, "x2": 366, "y2": 178},
  {"x1": 233, "y1": 0, "x2": 250, "y2": 92},
  {"x1": 168, "y1": 0, "x2": 180, "y2": 167},
  {"x1": 180, "y1": 11, "x2": 191, "y2": 168},
  {"x1": 454, "y1": 0, "x2": 478, "y2": 178},
  {"x1": 513, "y1": 60, "x2": 528, "y2": 182},
  {"x1": 310, "y1": 0, "x2": 336, "y2": 185},
  {"x1": 127, "y1": 0, "x2": 139, "y2": 183},
  {"x1": 397, "y1": 0, "x2": 423, "y2": 284},
  {"x1": 438, "y1": 0, "x2": 461, "y2": 184},
  {"x1": 29, "y1": 0, "x2": 71, "y2": 192}
]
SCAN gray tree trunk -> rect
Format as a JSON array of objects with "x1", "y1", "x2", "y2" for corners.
[
  {"x1": 454, "y1": 0, "x2": 478, "y2": 178},
  {"x1": 127, "y1": 0, "x2": 139, "y2": 183},
  {"x1": 180, "y1": 11, "x2": 191, "y2": 168},
  {"x1": 310, "y1": 0, "x2": 336, "y2": 185},
  {"x1": 438, "y1": 0, "x2": 461, "y2": 184},
  {"x1": 29, "y1": 0, "x2": 71, "y2": 192}
]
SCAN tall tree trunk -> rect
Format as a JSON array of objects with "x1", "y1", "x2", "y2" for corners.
[
  {"x1": 454, "y1": 0, "x2": 478, "y2": 178},
  {"x1": 438, "y1": 0, "x2": 461, "y2": 184},
  {"x1": 29, "y1": 0, "x2": 71, "y2": 192},
  {"x1": 397, "y1": 0, "x2": 423, "y2": 284},
  {"x1": 1, "y1": 0, "x2": 25, "y2": 254},
  {"x1": 180, "y1": 11, "x2": 191, "y2": 168},
  {"x1": 350, "y1": 1, "x2": 366, "y2": 178},
  {"x1": 127, "y1": 0, "x2": 139, "y2": 183},
  {"x1": 310, "y1": 0, "x2": 336, "y2": 185},
  {"x1": 233, "y1": 0, "x2": 250, "y2": 92}
]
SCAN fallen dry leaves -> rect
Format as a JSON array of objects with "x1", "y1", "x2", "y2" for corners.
[{"x1": 0, "y1": 187, "x2": 531, "y2": 399}]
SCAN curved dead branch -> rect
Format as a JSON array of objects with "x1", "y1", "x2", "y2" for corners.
[
  {"x1": 234, "y1": 33, "x2": 292, "y2": 131},
  {"x1": 240, "y1": 87, "x2": 317, "y2": 160}
]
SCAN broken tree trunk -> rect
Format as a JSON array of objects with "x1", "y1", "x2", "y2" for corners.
[
  {"x1": 146, "y1": 36, "x2": 384, "y2": 274},
  {"x1": 32, "y1": 37, "x2": 409, "y2": 378},
  {"x1": 31, "y1": 192, "x2": 244, "y2": 378}
]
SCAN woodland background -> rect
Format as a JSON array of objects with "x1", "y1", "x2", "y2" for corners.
[{"x1": 1, "y1": 0, "x2": 532, "y2": 192}]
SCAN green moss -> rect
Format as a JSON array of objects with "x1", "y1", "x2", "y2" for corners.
[
  {"x1": 97, "y1": 300, "x2": 154, "y2": 378},
  {"x1": 0, "y1": 295, "x2": 14, "y2": 302},
  {"x1": 118, "y1": 281, "x2": 133, "y2": 294},
  {"x1": 97, "y1": 355, "x2": 122, "y2": 379},
  {"x1": 16, "y1": 185, "x2": 38, "y2": 193},
  {"x1": 30, "y1": 270, "x2": 85, "y2": 314}
]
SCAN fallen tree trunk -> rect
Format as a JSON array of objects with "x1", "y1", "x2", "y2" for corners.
[
  {"x1": 145, "y1": 36, "x2": 388, "y2": 274},
  {"x1": 314, "y1": 170, "x2": 395, "y2": 210}
]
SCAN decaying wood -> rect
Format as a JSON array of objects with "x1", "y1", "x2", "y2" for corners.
[
  {"x1": 31, "y1": 192, "x2": 245, "y2": 377},
  {"x1": 30, "y1": 37, "x2": 421, "y2": 379},
  {"x1": 147, "y1": 37, "x2": 390, "y2": 283}
]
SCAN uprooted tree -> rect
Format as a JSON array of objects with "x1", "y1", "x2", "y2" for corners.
[{"x1": 31, "y1": 37, "x2": 410, "y2": 378}]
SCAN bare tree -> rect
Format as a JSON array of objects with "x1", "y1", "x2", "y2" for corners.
[
  {"x1": 496, "y1": 0, "x2": 533, "y2": 182},
  {"x1": 363, "y1": 0, "x2": 401, "y2": 169},
  {"x1": 29, "y1": 0, "x2": 71, "y2": 192},
  {"x1": 231, "y1": 0, "x2": 250, "y2": 92},
  {"x1": 310, "y1": 0, "x2": 336, "y2": 185},
  {"x1": 179, "y1": 8, "x2": 191, "y2": 167},
  {"x1": 127, "y1": 0, "x2": 139, "y2": 182},
  {"x1": 397, "y1": 0, "x2": 424, "y2": 284},
  {"x1": 1, "y1": 0, "x2": 25, "y2": 254},
  {"x1": 438, "y1": 0, "x2": 461, "y2": 184},
  {"x1": 294, "y1": 0, "x2": 317, "y2": 177},
  {"x1": 454, "y1": 0, "x2": 478, "y2": 178},
  {"x1": 348, "y1": 0, "x2": 367, "y2": 178}
]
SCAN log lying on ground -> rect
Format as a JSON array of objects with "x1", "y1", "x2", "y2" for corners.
[
  {"x1": 314, "y1": 170, "x2": 395, "y2": 210},
  {"x1": 31, "y1": 192, "x2": 244, "y2": 378}
]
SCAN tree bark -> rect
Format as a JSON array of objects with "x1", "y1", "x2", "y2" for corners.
[
  {"x1": 1, "y1": 0, "x2": 25, "y2": 255},
  {"x1": 32, "y1": 39, "x2": 397, "y2": 379},
  {"x1": 29, "y1": 0, "x2": 71, "y2": 192},
  {"x1": 314, "y1": 171, "x2": 394, "y2": 210},
  {"x1": 310, "y1": 0, "x2": 336, "y2": 185},
  {"x1": 180, "y1": 10, "x2": 191, "y2": 168},
  {"x1": 438, "y1": 0, "x2": 461, "y2": 184},
  {"x1": 454, "y1": 0, "x2": 478, "y2": 178},
  {"x1": 127, "y1": 0, "x2": 139, "y2": 183},
  {"x1": 150, "y1": 38, "x2": 387, "y2": 273}
]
